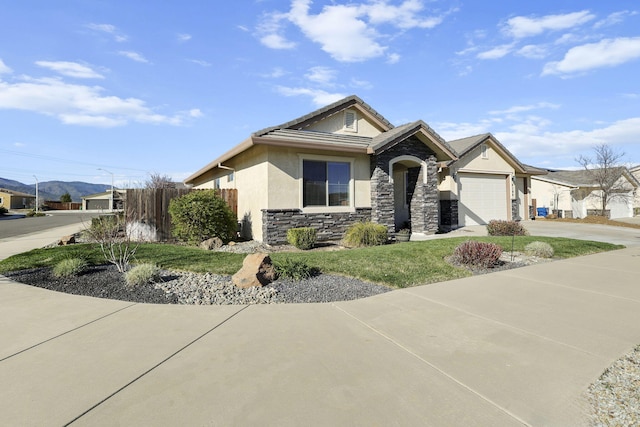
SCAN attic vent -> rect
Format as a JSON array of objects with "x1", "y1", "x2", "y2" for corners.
[{"x1": 344, "y1": 111, "x2": 357, "y2": 131}]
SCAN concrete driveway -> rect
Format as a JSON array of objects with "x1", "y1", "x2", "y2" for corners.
[{"x1": 1, "y1": 221, "x2": 640, "y2": 426}]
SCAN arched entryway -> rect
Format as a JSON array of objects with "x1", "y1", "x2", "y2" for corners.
[{"x1": 389, "y1": 156, "x2": 427, "y2": 231}]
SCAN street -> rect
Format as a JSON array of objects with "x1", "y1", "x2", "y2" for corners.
[{"x1": 0, "y1": 211, "x2": 103, "y2": 240}]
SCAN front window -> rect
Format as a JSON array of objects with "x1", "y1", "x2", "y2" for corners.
[{"x1": 303, "y1": 160, "x2": 350, "y2": 207}]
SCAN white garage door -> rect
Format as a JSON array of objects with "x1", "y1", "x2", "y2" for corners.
[
  {"x1": 458, "y1": 173, "x2": 508, "y2": 226},
  {"x1": 609, "y1": 196, "x2": 632, "y2": 219}
]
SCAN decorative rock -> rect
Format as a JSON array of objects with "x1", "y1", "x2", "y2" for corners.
[
  {"x1": 200, "y1": 237, "x2": 223, "y2": 250},
  {"x1": 228, "y1": 241, "x2": 236, "y2": 246},
  {"x1": 232, "y1": 253, "x2": 276, "y2": 288},
  {"x1": 58, "y1": 235, "x2": 76, "y2": 246}
]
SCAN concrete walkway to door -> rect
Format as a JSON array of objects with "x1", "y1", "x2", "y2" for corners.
[{"x1": 1, "y1": 222, "x2": 640, "y2": 425}]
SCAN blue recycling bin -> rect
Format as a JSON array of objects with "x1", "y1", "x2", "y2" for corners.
[{"x1": 536, "y1": 207, "x2": 548, "y2": 217}]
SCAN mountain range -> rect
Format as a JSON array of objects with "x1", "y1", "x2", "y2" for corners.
[{"x1": 0, "y1": 177, "x2": 110, "y2": 202}]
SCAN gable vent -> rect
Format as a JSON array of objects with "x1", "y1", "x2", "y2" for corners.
[{"x1": 344, "y1": 111, "x2": 357, "y2": 131}]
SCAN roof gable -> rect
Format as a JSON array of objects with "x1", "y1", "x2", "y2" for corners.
[
  {"x1": 369, "y1": 120, "x2": 457, "y2": 162},
  {"x1": 253, "y1": 95, "x2": 393, "y2": 137},
  {"x1": 540, "y1": 167, "x2": 640, "y2": 188}
]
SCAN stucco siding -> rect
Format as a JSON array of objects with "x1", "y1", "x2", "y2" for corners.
[
  {"x1": 265, "y1": 146, "x2": 371, "y2": 211},
  {"x1": 456, "y1": 144, "x2": 514, "y2": 174},
  {"x1": 530, "y1": 178, "x2": 574, "y2": 212},
  {"x1": 306, "y1": 108, "x2": 384, "y2": 137}
]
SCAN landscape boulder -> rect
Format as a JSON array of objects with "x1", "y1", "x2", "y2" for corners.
[
  {"x1": 58, "y1": 235, "x2": 76, "y2": 246},
  {"x1": 232, "y1": 253, "x2": 276, "y2": 289},
  {"x1": 200, "y1": 237, "x2": 223, "y2": 250}
]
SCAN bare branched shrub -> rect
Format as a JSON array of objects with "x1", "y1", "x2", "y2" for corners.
[{"x1": 84, "y1": 210, "x2": 138, "y2": 273}]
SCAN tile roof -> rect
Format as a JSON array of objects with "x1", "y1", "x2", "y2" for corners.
[{"x1": 539, "y1": 167, "x2": 639, "y2": 187}]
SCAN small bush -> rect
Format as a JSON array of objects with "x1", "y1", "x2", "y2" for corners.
[
  {"x1": 453, "y1": 240, "x2": 503, "y2": 268},
  {"x1": 53, "y1": 258, "x2": 88, "y2": 278},
  {"x1": 26, "y1": 210, "x2": 46, "y2": 217},
  {"x1": 0, "y1": 206, "x2": 8, "y2": 215},
  {"x1": 524, "y1": 241, "x2": 554, "y2": 258},
  {"x1": 125, "y1": 263, "x2": 162, "y2": 287},
  {"x1": 169, "y1": 190, "x2": 237, "y2": 245},
  {"x1": 287, "y1": 227, "x2": 317, "y2": 250},
  {"x1": 273, "y1": 258, "x2": 316, "y2": 280},
  {"x1": 486, "y1": 220, "x2": 528, "y2": 236},
  {"x1": 343, "y1": 221, "x2": 388, "y2": 247}
]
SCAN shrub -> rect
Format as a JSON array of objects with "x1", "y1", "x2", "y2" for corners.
[
  {"x1": 287, "y1": 227, "x2": 317, "y2": 250},
  {"x1": 453, "y1": 240, "x2": 503, "y2": 268},
  {"x1": 169, "y1": 190, "x2": 237, "y2": 245},
  {"x1": 26, "y1": 210, "x2": 46, "y2": 217},
  {"x1": 53, "y1": 258, "x2": 88, "y2": 278},
  {"x1": 125, "y1": 263, "x2": 162, "y2": 287},
  {"x1": 273, "y1": 258, "x2": 316, "y2": 280},
  {"x1": 486, "y1": 220, "x2": 528, "y2": 236},
  {"x1": 84, "y1": 212, "x2": 137, "y2": 273},
  {"x1": 0, "y1": 207, "x2": 7, "y2": 215},
  {"x1": 524, "y1": 241, "x2": 554, "y2": 258},
  {"x1": 343, "y1": 221, "x2": 388, "y2": 247}
]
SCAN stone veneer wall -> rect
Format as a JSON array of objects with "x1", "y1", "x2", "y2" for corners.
[
  {"x1": 261, "y1": 208, "x2": 372, "y2": 244},
  {"x1": 440, "y1": 200, "x2": 458, "y2": 230},
  {"x1": 511, "y1": 199, "x2": 519, "y2": 220},
  {"x1": 370, "y1": 136, "x2": 439, "y2": 234}
]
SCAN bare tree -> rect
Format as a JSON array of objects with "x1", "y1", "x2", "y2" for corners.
[
  {"x1": 145, "y1": 172, "x2": 175, "y2": 189},
  {"x1": 576, "y1": 144, "x2": 629, "y2": 216}
]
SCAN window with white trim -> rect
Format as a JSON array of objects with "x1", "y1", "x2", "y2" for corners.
[
  {"x1": 303, "y1": 160, "x2": 351, "y2": 207},
  {"x1": 227, "y1": 172, "x2": 234, "y2": 182},
  {"x1": 344, "y1": 111, "x2": 357, "y2": 132}
]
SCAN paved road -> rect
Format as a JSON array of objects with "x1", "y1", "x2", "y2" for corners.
[{"x1": 0, "y1": 211, "x2": 102, "y2": 240}]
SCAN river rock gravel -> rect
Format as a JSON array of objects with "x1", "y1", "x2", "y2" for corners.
[{"x1": 4, "y1": 265, "x2": 391, "y2": 305}]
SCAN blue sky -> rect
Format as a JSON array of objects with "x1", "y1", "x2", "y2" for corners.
[{"x1": 1, "y1": 0, "x2": 639, "y2": 187}]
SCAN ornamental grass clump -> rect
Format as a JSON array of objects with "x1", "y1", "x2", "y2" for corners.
[
  {"x1": 486, "y1": 220, "x2": 528, "y2": 236},
  {"x1": 287, "y1": 227, "x2": 317, "y2": 250},
  {"x1": 53, "y1": 258, "x2": 88, "y2": 278},
  {"x1": 524, "y1": 241, "x2": 554, "y2": 258},
  {"x1": 453, "y1": 240, "x2": 503, "y2": 268},
  {"x1": 125, "y1": 263, "x2": 162, "y2": 287},
  {"x1": 342, "y1": 221, "x2": 388, "y2": 247},
  {"x1": 273, "y1": 258, "x2": 316, "y2": 280}
]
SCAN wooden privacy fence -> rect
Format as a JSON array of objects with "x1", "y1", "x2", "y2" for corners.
[
  {"x1": 126, "y1": 188, "x2": 238, "y2": 241},
  {"x1": 43, "y1": 201, "x2": 82, "y2": 210}
]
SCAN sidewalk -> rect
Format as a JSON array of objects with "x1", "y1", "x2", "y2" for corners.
[
  {"x1": 0, "y1": 222, "x2": 86, "y2": 260},
  {"x1": 1, "y1": 226, "x2": 640, "y2": 425}
]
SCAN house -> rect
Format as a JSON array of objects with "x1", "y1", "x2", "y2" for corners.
[
  {"x1": 439, "y1": 134, "x2": 546, "y2": 227},
  {"x1": 631, "y1": 165, "x2": 640, "y2": 215},
  {"x1": 81, "y1": 189, "x2": 126, "y2": 210},
  {"x1": 0, "y1": 188, "x2": 36, "y2": 210},
  {"x1": 531, "y1": 168, "x2": 639, "y2": 219},
  {"x1": 185, "y1": 96, "x2": 543, "y2": 243}
]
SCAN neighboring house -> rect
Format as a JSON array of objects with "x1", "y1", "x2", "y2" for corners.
[
  {"x1": 81, "y1": 189, "x2": 125, "y2": 210},
  {"x1": 531, "y1": 168, "x2": 639, "y2": 219},
  {"x1": 0, "y1": 188, "x2": 36, "y2": 210},
  {"x1": 440, "y1": 134, "x2": 546, "y2": 227},
  {"x1": 631, "y1": 165, "x2": 640, "y2": 215},
  {"x1": 185, "y1": 96, "x2": 542, "y2": 243}
]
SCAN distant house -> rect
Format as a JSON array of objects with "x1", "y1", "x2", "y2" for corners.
[
  {"x1": 81, "y1": 189, "x2": 126, "y2": 210},
  {"x1": 185, "y1": 95, "x2": 545, "y2": 243},
  {"x1": 531, "y1": 168, "x2": 639, "y2": 219},
  {"x1": 0, "y1": 188, "x2": 36, "y2": 210}
]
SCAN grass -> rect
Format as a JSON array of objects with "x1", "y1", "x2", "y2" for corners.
[{"x1": 0, "y1": 237, "x2": 622, "y2": 289}]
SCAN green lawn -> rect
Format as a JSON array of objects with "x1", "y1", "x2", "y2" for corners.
[{"x1": 0, "y1": 236, "x2": 622, "y2": 288}]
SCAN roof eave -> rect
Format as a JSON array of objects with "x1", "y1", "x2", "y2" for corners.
[{"x1": 184, "y1": 137, "x2": 254, "y2": 184}]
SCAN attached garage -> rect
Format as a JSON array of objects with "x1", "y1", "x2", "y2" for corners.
[{"x1": 458, "y1": 173, "x2": 508, "y2": 226}]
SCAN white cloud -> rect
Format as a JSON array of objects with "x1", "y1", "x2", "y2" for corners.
[
  {"x1": 477, "y1": 43, "x2": 514, "y2": 60},
  {"x1": 489, "y1": 102, "x2": 560, "y2": 115},
  {"x1": 177, "y1": 33, "x2": 192, "y2": 42},
  {"x1": 594, "y1": 10, "x2": 638, "y2": 29},
  {"x1": 118, "y1": 51, "x2": 150, "y2": 63},
  {"x1": 275, "y1": 86, "x2": 346, "y2": 106},
  {"x1": 305, "y1": 66, "x2": 337, "y2": 85},
  {"x1": 13, "y1": 142, "x2": 25, "y2": 147},
  {"x1": 516, "y1": 44, "x2": 548, "y2": 59},
  {"x1": 260, "y1": 33, "x2": 297, "y2": 49},
  {"x1": 0, "y1": 75, "x2": 199, "y2": 127},
  {"x1": 0, "y1": 59, "x2": 12, "y2": 74},
  {"x1": 503, "y1": 10, "x2": 595, "y2": 39},
  {"x1": 386, "y1": 53, "x2": 401, "y2": 64},
  {"x1": 350, "y1": 78, "x2": 373, "y2": 90},
  {"x1": 543, "y1": 37, "x2": 640, "y2": 76},
  {"x1": 258, "y1": 0, "x2": 453, "y2": 62},
  {"x1": 237, "y1": 25, "x2": 249, "y2": 32},
  {"x1": 188, "y1": 59, "x2": 212, "y2": 67},
  {"x1": 260, "y1": 67, "x2": 287, "y2": 78},
  {"x1": 35, "y1": 61, "x2": 104, "y2": 79},
  {"x1": 86, "y1": 23, "x2": 128, "y2": 42}
]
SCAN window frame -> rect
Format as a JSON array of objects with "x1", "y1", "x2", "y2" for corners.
[{"x1": 299, "y1": 154, "x2": 355, "y2": 213}]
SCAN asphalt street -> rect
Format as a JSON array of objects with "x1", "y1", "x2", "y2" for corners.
[{"x1": 0, "y1": 211, "x2": 102, "y2": 240}]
